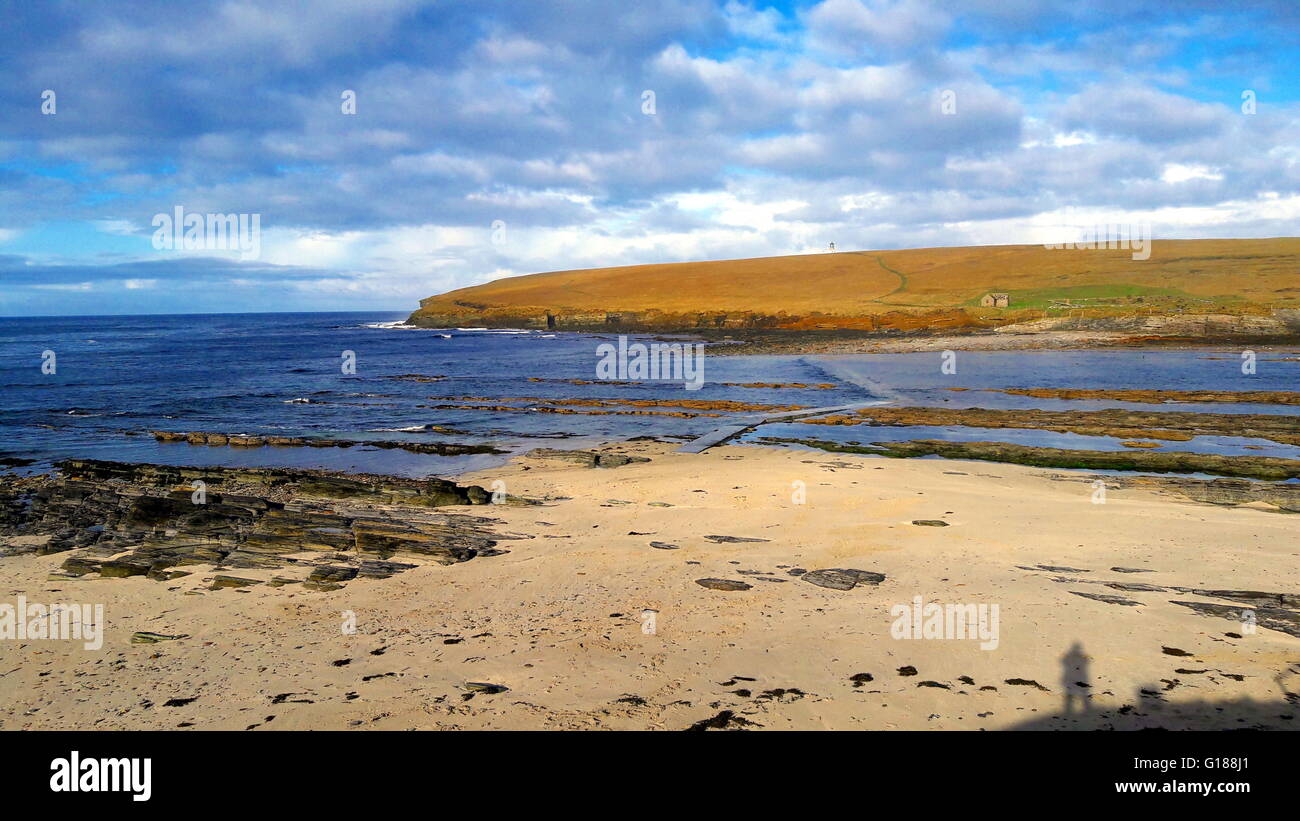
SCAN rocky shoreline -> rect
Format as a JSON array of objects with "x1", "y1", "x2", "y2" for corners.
[
  {"x1": 0, "y1": 446, "x2": 663, "y2": 590},
  {"x1": 1046, "y1": 471, "x2": 1300, "y2": 513},
  {"x1": 973, "y1": 387, "x2": 1300, "y2": 405},
  {"x1": 146, "y1": 430, "x2": 506, "y2": 457},
  {"x1": 0, "y1": 459, "x2": 525, "y2": 592},
  {"x1": 798, "y1": 405, "x2": 1300, "y2": 446},
  {"x1": 760, "y1": 436, "x2": 1300, "y2": 483}
]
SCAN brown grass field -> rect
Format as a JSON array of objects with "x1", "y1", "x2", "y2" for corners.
[{"x1": 412, "y1": 238, "x2": 1300, "y2": 328}]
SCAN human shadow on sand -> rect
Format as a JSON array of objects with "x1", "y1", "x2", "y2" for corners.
[{"x1": 1004, "y1": 642, "x2": 1299, "y2": 730}]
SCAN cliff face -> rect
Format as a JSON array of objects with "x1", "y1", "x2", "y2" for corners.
[
  {"x1": 409, "y1": 303, "x2": 793, "y2": 332},
  {"x1": 407, "y1": 239, "x2": 1300, "y2": 333},
  {"x1": 409, "y1": 303, "x2": 996, "y2": 332}
]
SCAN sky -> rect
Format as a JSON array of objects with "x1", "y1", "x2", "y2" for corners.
[{"x1": 1, "y1": 0, "x2": 1298, "y2": 316}]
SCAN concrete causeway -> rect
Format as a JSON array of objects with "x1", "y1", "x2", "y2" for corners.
[{"x1": 677, "y1": 400, "x2": 891, "y2": 453}]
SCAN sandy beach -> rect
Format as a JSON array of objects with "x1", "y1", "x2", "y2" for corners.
[{"x1": 3, "y1": 440, "x2": 1296, "y2": 731}]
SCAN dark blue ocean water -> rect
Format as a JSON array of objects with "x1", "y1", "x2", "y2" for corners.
[
  {"x1": 0, "y1": 312, "x2": 868, "y2": 476},
  {"x1": 1, "y1": 312, "x2": 1296, "y2": 477}
]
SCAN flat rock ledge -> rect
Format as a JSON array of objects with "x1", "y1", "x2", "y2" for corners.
[
  {"x1": 524, "y1": 448, "x2": 651, "y2": 468},
  {"x1": 0, "y1": 459, "x2": 528, "y2": 593},
  {"x1": 801, "y1": 568, "x2": 887, "y2": 591},
  {"x1": 149, "y1": 430, "x2": 505, "y2": 456}
]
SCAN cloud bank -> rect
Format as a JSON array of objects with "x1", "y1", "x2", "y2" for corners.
[{"x1": 1, "y1": 0, "x2": 1297, "y2": 314}]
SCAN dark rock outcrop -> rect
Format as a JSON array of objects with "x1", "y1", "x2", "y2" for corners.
[
  {"x1": 0, "y1": 460, "x2": 522, "y2": 593},
  {"x1": 695, "y1": 578, "x2": 753, "y2": 591},
  {"x1": 1046, "y1": 473, "x2": 1300, "y2": 513},
  {"x1": 801, "y1": 405, "x2": 1300, "y2": 446},
  {"x1": 1171, "y1": 599, "x2": 1300, "y2": 638},
  {"x1": 523, "y1": 448, "x2": 651, "y2": 468},
  {"x1": 761, "y1": 437, "x2": 1300, "y2": 482},
  {"x1": 983, "y1": 387, "x2": 1300, "y2": 406},
  {"x1": 150, "y1": 430, "x2": 505, "y2": 456},
  {"x1": 801, "y1": 568, "x2": 886, "y2": 591}
]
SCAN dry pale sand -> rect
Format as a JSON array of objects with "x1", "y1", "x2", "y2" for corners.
[{"x1": 1, "y1": 442, "x2": 1297, "y2": 731}]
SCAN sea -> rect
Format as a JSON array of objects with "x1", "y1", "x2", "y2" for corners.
[{"x1": 1, "y1": 311, "x2": 1296, "y2": 478}]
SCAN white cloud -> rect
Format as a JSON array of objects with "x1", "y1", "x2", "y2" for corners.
[
  {"x1": 1160, "y1": 163, "x2": 1224, "y2": 183},
  {"x1": 805, "y1": 0, "x2": 951, "y2": 57}
]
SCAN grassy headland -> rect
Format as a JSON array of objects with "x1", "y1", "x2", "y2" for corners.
[{"x1": 409, "y1": 238, "x2": 1300, "y2": 345}]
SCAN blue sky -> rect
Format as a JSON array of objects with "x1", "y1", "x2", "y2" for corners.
[{"x1": 1, "y1": 0, "x2": 1298, "y2": 316}]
